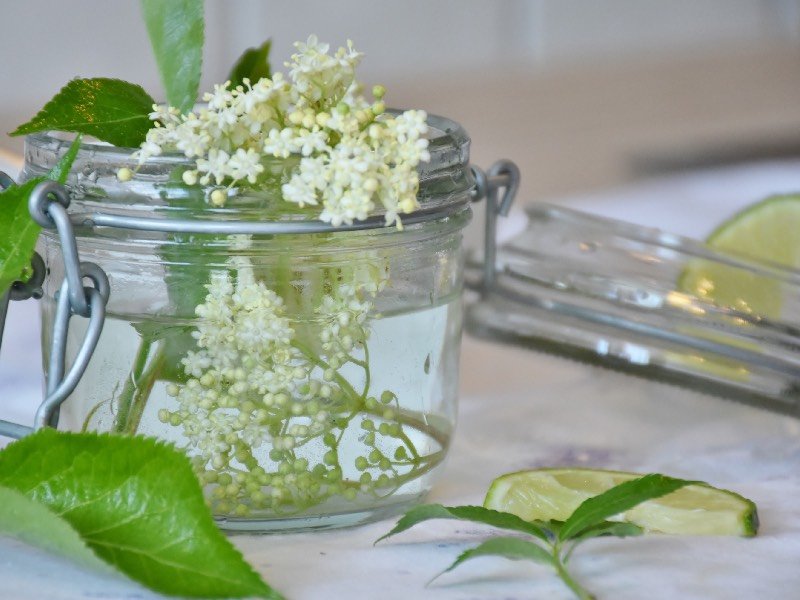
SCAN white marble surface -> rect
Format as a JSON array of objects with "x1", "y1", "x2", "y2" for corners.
[{"x1": 3, "y1": 161, "x2": 800, "y2": 598}]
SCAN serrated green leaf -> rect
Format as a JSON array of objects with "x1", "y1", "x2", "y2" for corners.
[
  {"x1": 228, "y1": 39, "x2": 272, "y2": 89},
  {"x1": 376, "y1": 503, "x2": 550, "y2": 544},
  {"x1": 0, "y1": 430, "x2": 282, "y2": 599},
  {"x1": 0, "y1": 135, "x2": 83, "y2": 295},
  {"x1": 11, "y1": 78, "x2": 155, "y2": 148},
  {"x1": 0, "y1": 485, "x2": 110, "y2": 573},
  {"x1": 141, "y1": 0, "x2": 204, "y2": 113},
  {"x1": 432, "y1": 537, "x2": 554, "y2": 584},
  {"x1": 0, "y1": 178, "x2": 45, "y2": 295},
  {"x1": 48, "y1": 135, "x2": 83, "y2": 184},
  {"x1": 559, "y1": 474, "x2": 696, "y2": 541}
]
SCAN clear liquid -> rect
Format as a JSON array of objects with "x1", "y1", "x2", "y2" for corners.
[{"x1": 58, "y1": 299, "x2": 461, "y2": 530}]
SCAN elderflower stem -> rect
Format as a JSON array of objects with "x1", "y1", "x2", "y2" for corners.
[
  {"x1": 113, "y1": 338, "x2": 152, "y2": 432},
  {"x1": 290, "y1": 339, "x2": 447, "y2": 457},
  {"x1": 114, "y1": 340, "x2": 165, "y2": 434},
  {"x1": 291, "y1": 339, "x2": 361, "y2": 403}
]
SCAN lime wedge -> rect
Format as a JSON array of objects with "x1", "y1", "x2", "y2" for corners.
[
  {"x1": 484, "y1": 468, "x2": 758, "y2": 536},
  {"x1": 679, "y1": 194, "x2": 800, "y2": 317}
]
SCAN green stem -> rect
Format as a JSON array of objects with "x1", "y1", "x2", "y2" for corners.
[
  {"x1": 290, "y1": 329, "x2": 450, "y2": 506},
  {"x1": 359, "y1": 343, "x2": 371, "y2": 400},
  {"x1": 113, "y1": 338, "x2": 153, "y2": 432},
  {"x1": 124, "y1": 351, "x2": 165, "y2": 434},
  {"x1": 378, "y1": 448, "x2": 446, "y2": 491},
  {"x1": 114, "y1": 339, "x2": 165, "y2": 435},
  {"x1": 291, "y1": 340, "x2": 363, "y2": 406},
  {"x1": 293, "y1": 341, "x2": 451, "y2": 458},
  {"x1": 396, "y1": 429, "x2": 421, "y2": 460},
  {"x1": 553, "y1": 545, "x2": 595, "y2": 600}
]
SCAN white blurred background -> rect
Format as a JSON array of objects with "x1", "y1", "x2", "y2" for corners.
[{"x1": 3, "y1": 0, "x2": 800, "y2": 202}]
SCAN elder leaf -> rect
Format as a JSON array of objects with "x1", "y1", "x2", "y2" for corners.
[
  {"x1": 141, "y1": 0, "x2": 204, "y2": 113},
  {"x1": 48, "y1": 134, "x2": 83, "y2": 185},
  {"x1": 0, "y1": 178, "x2": 45, "y2": 295},
  {"x1": 0, "y1": 136, "x2": 82, "y2": 295},
  {"x1": 0, "y1": 485, "x2": 110, "y2": 573},
  {"x1": 0, "y1": 429, "x2": 281, "y2": 599},
  {"x1": 11, "y1": 78, "x2": 155, "y2": 148},
  {"x1": 228, "y1": 39, "x2": 272, "y2": 88}
]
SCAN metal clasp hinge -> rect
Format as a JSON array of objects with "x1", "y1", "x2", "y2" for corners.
[
  {"x1": 0, "y1": 178, "x2": 110, "y2": 439},
  {"x1": 471, "y1": 160, "x2": 520, "y2": 293}
]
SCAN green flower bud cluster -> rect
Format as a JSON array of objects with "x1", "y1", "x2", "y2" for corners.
[{"x1": 160, "y1": 255, "x2": 439, "y2": 518}]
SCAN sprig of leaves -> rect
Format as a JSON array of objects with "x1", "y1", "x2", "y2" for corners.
[
  {"x1": 377, "y1": 474, "x2": 696, "y2": 600},
  {"x1": 0, "y1": 429, "x2": 282, "y2": 599}
]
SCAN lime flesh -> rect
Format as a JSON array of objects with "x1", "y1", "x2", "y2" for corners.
[
  {"x1": 484, "y1": 468, "x2": 758, "y2": 537},
  {"x1": 679, "y1": 194, "x2": 800, "y2": 317}
]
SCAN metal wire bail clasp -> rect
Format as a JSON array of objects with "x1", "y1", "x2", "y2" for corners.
[
  {"x1": 471, "y1": 160, "x2": 520, "y2": 294},
  {"x1": 0, "y1": 181, "x2": 110, "y2": 439}
]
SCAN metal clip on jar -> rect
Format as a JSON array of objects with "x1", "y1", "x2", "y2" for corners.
[{"x1": 0, "y1": 115, "x2": 519, "y2": 532}]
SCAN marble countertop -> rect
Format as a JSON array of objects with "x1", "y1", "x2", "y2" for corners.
[{"x1": 2, "y1": 160, "x2": 800, "y2": 599}]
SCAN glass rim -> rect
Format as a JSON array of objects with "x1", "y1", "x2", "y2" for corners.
[{"x1": 23, "y1": 111, "x2": 475, "y2": 231}]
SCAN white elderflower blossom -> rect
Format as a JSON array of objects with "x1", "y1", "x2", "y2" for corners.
[
  {"x1": 196, "y1": 148, "x2": 231, "y2": 186},
  {"x1": 227, "y1": 148, "x2": 264, "y2": 184},
  {"x1": 130, "y1": 36, "x2": 428, "y2": 227},
  {"x1": 263, "y1": 127, "x2": 302, "y2": 158}
]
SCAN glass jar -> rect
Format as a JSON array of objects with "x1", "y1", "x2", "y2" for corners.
[{"x1": 23, "y1": 115, "x2": 473, "y2": 531}]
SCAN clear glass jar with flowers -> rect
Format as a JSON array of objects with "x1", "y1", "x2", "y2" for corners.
[{"x1": 21, "y1": 35, "x2": 474, "y2": 531}]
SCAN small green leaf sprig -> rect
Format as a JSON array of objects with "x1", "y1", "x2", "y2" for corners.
[{"x1": 377, "y1": 475, "x2": 699, "y2": 600}]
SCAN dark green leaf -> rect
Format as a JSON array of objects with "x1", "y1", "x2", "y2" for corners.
[
  {"x1": 376, "y1": 503, "x2": 550, "y2": 544},
  {"x1": 559, "y1": 474, "x2": 697, "y2": 541},
  {"x1": 0, "y1": 430, "x2": 281, "y2": 599},
  {"x1": 141, "y1": 0, "x2": 204, "y2": 113},
  {"x1": 48, "y1": 135, "x2": 82, "y2": 184},
  {"x1": 0, "y1": 485, "x2": 110, "y2": 573},
  {"x1": 432, "y1": 537, "x2": 554, "y2": 583},
  {"x1": 0, "y1": 135, "x2": 83, "y2": 295},
  {"x1": 11, "y1": 78, "x2": 155, "y2": 148},
  {"x1": 0, "y1": 178, "x2": 45, "y2": 294},
  {"x1": 228, "y1": 39, "x2": 272, "y2": 88},
  {"x1": 569, "y1": 520, "x2": 644, "y2": 544}
]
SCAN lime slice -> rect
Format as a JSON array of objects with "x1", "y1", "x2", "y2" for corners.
[
  {"x1": 679, "y1": 194, "x2": 800, "y2": 318},
  {"x1": 484, "y1": 468, "x2": 758, "y2": 536}
]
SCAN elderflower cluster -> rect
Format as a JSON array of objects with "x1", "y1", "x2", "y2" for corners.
[
  {"x1": 158, "y1": 244, "x2": 423, "y2": 515},
  {"x1": 134, "y1": 35, "x2": 430, "y2": 228},
  {"x1": 162, "y1": 266, "x2": 310, "y2": 463}
]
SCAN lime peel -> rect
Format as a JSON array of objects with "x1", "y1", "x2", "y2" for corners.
[{"x1": 484, "y1": 467, "x2": 758, "y2": 537}]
